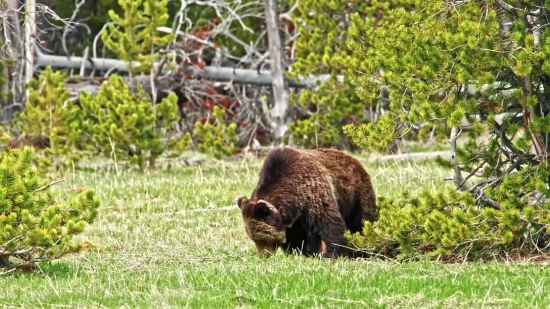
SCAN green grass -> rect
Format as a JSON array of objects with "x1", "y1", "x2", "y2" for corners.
[{"x1": 2, "y1": 157, "x2": 550, "y2": 308}]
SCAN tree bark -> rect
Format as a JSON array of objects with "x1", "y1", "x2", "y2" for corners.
[
  {"x1": 0, "y1": 0, "x2": 24, "y2": 117},
  {"x1": 24, "y1": 0, "x2": 36, "y2": 101},
  {"x1": 264, "y1": 0, "x2": 290, "y2": 142}
]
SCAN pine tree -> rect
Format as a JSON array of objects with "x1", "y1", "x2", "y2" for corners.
[
  {"x1": 13, "y1": 66, "x2": 85, "y2": 174},
  {"x1": 79, "y1": 75, "x2": 190, "y2": 169},
  {"x1": 193, "y1": 106, "x2": 239, "y2": 159},
  {"x1": 343, "y1": 0, "x2": 550, "y2": 259},
  {"x1": 93, "y1": 0, "x2": 191, "y2": 169},
  {"x1": 288, "y1": 0, "x2": 414, "y2": 149},
  {"x1": 0, "y1": 126, "x2": 9, "y2": 146},
  {"x1": 0, "y1": 146, "x2": 100, "y2": 270},
  {"x1": 0, "y1": 59, "x2": 16, "y2": 103},
  {"x1": 101, "y1": 0, "x2": 173, "y2": 77}
]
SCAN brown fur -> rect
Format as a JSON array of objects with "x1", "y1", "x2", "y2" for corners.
[{"x1": 237, "y1": 147, "x2": 377, "y2": 258}]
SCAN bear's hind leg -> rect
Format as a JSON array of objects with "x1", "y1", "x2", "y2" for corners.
[
  {"x1": 344, "y1": 205, "x2": 364, "y2": 235},
  {"x1": 311, "y1": 207, "x2": 349, "y2": 258},
  {"x1": 346, "y1": 191, "x2": 377, "y2": 259},
  {"x1": 359, "y1": 190, "x2": 377, "y2": 225}
]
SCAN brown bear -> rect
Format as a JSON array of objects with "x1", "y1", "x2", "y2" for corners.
[{"x1": 237, "y1": 147, "x2": 376, "y2": 258}]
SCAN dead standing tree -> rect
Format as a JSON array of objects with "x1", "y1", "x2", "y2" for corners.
[
  {"x1": 0, "y1": 0, "x2": 25, "y2": 121},
  {"x1": 263, "y1": 0, "x2": 289, "y2": 143},
  {"x1": 0, "y1": 0, "x2": 72, "y2": 122}
]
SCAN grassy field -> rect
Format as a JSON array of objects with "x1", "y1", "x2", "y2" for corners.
[{"x1": 2, "y1": 154, "x2": 550, "y2": 308}]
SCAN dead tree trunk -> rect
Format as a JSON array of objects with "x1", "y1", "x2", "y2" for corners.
[
  {"x1": 24, "y1": 0, "x2": 36, "y2": 101},
  {"x1": 264, "y1": 0, "x2": 290, "y2": 144},
  {"x1": 0, "y1": 0, "x2": 25, "y2": 122}
]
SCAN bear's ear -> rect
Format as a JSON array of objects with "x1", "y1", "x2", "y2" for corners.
[
  {"x1": 254, "y1": 200, "x2": 281, "y2": 219},
  {"x1": 237, "y1": 196, "x2": 248, "y2": 209},
  {"x1": 254, "y1": 201, "x2": 271, "y2": 218},
  {"x1": 254, "y1": 201, "x2": 284, "y2": 227}
]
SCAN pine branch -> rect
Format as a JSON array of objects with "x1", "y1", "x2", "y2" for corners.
[
  {"x1": 449, "y1": 126, "x2": 501, "y2": 209},
  {"x1": 0, "y1": 247, "x2": 33, "y2": 256},
  {"x1": 32, "y1": 179, "x2": 66, "y2": 193}
]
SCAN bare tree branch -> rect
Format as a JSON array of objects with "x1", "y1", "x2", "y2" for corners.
[
  {"x1": 61, "y1": 0, "x2": 88, "y2": 58},
  {"x1": 449, "y1": 126, "x2": 501, "y2": 209},
  {"x1": 32, "y1": 179, "x2": 66, "y2": 194}
]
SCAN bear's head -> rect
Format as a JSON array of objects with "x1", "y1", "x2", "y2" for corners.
[{"x1": 237, "y1": 196, "x2": 286, "y2": 258}]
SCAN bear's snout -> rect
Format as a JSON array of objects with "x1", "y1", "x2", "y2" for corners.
[{"x1": 255, "y1": 243, "x2": 277, "y2": 258}]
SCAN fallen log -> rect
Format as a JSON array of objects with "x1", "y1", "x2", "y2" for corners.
[
  {"x1": 361, "y1": 151, "x2": 451, "y2": 163},
  {"x1": 35, "y1": 51, "x2": 338, "y2": 89},
  {"x1": 63, "y1": 74, "x2": 187, "y2": 104}
]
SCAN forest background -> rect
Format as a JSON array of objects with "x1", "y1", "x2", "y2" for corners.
[{"x1": 2, "y1": 0, "x2": 550, "y2": 281}]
